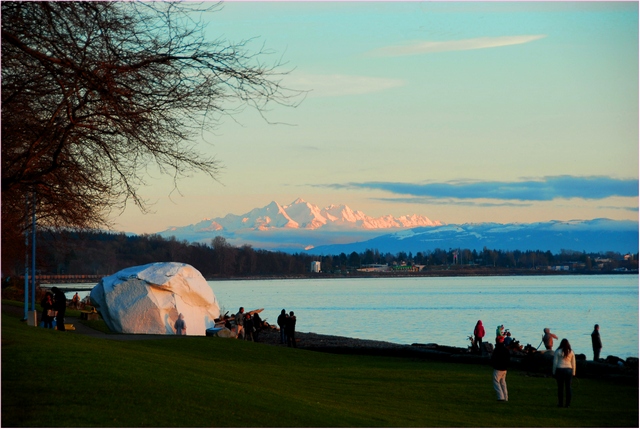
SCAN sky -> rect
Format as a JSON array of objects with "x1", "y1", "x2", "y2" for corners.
[{"x1": 114, "y1": 1, "x2": 639, "y2": 234}]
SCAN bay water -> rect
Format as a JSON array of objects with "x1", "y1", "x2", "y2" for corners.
[
  {"x1": 210, "y1": 275, "x2": 638, "y2": 359},
  {"x1": 63, "y1": 274, "x2": 638, "y2": 359}
]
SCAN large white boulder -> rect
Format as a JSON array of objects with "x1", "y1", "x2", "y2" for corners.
[{"x1": 90, "y1": 262, "x2": 220, "y2": 335}]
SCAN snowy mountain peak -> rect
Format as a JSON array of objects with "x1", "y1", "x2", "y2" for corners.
[
  {"x1": 159, "y1": 198, "x2": 442, "y2": 237},
  {"x1": 290, "y1": 197, "x2": 307, "y2": 205}
]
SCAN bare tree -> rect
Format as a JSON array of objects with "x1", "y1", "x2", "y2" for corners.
[{"x1": 1, "y1": 2, "x2": 301, "y2": 270}]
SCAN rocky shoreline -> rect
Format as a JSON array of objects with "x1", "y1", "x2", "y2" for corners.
[
  {"x1": 253, "y1": 327, "x2": 638, "y2": 383},
  {"x1": 3, "y1": 303, "x2": 636, "y2": 383}
]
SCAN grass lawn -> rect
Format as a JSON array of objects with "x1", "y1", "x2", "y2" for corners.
[{"x1": 2, "y1": 305, "x2": 638, "y2": 427}]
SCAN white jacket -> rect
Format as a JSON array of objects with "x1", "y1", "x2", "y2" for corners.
[{"x1": 552, "y1": 349, "x2": 576, "y2": 376}]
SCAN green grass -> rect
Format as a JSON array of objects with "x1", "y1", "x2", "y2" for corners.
[
  {"x1": 2, "y1": 307, "x2": 638, "y2": 427},
  {"x1": 79, "y1": 319, "x2": 112, "y2": 333}
]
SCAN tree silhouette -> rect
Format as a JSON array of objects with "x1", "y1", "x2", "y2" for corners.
[{"x1": 2, "y1": 2, "x2": 302, "y2": 267}]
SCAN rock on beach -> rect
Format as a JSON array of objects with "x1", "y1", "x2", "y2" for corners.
[{"x1": 90, "y1": 262, "x2": 220, "y2": 335}]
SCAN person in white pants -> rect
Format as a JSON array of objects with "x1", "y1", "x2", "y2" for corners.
[{"x1": 491, "y1": 335, "x2": 511, "y2": 401}]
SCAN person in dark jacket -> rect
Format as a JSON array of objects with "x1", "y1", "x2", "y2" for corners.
[
  {"x1": 252, "y1": 312, "x2": 263, "y2": 340},
  {"x1": 285, "y1": 311, "x2": 296, "y2": 348},
  {"x1": 591, "y1": 324, "x2": 602, "y2": 361},
  {"x1": 235, "y1": 307, "x2": 245, "y2": 339},
  {"x1": 244, "y1": 313, "x2": 254, "y2": 342},
  {"x1": 491, "y1": 335, "x2": 510, "y2": 401},
  {"x1": 51, "y1": 287, "x2": 67, "y2": 331},
  {"x1": 174, "y1": 313, "x2": 187, "y2": 335},
  {"x1": 277, "y1": 309, "x2": 288, "y2": 344}
]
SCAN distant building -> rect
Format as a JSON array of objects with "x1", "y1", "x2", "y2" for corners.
[
  {"x1": 391, "y1": 265, "x2": 420, "y2": 272},
  {"x1": 357, "y1": 264, "x2": 390, "y2": 273},
  {"x1": 310, "y1": 261, "x2": 321, "y2": 273}
]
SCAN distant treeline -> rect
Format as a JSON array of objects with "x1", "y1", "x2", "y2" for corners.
[{"x1": 4, "y1": 230, "x2": 638, "y2": 279}]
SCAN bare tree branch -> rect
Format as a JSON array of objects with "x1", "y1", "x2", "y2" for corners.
[{"x1": 2, "y1": 1, "x2": 303, "y2": 250}]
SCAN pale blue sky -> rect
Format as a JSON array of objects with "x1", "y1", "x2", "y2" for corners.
[{"x1": 116, "y1": 1, "x2": 638, "y2": 234}]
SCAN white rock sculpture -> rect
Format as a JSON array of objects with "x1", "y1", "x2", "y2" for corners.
[{"x1": 90, "y1": 262, "x2": 220, "y2": 335}]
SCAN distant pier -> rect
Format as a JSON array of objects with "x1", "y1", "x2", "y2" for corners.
[{"x1": 20, "y1": 274, "x2": 104, "y2": 284}]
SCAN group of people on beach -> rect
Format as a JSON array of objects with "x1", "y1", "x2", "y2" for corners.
[
  {"x1": 277, "y1": 309, "x2": 297, "y2": 347},
  {"x1": 473, "y1": 321, "x2": 522, "y2": 353},
  {"x1": 231, "y1": 307, "x2": 267, "y2": 342},
  {"x1": 542, "y1": 324, "x2": 603, "y2": 362},
  {"x1": 479, "y1": 319, "x2": 604, "y2": 407},
  {"x1": 39, "y1": 287, "x2": 68, "y2": 331}
]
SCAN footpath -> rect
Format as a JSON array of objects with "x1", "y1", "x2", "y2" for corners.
[{"x1": 2, "y1": 303, "x2": 170, "y2": 342}]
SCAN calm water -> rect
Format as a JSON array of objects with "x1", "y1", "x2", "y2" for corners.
[
  {"x1": 63, "y1": 274, "x2": 638, "y2": 359},
  {"x1": 209, "y1": 275, "x2": 638, "y2": 359}
]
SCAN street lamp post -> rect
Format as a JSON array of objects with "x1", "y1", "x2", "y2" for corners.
[
  {"x1": 23, "y1": 194, "x2": 29, "y2": 321},
  {"x1": 24, "y1": 191, "x2": 38, "y2": 326},
  {"x1": 31, "y1": 191, "x2": 36, "y2": 313}
]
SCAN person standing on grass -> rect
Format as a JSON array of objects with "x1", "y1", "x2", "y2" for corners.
[
  {"x1": 174, "y1": 313, "x2": 186, "y2": 335},
  {"x1": 552, "y1": 338, "x2": 576, "y2": 408},
  {"x1": 51, "y1": 287, "x2": 67, "y2": 331},
  {"x1": 491, "y1": 335, "x2": 510, "y2": 402},
  {"x1": 235, "y1": 307, "x2": 245, "y2": 339},
  {"x1": 277, "y1": 309, "x2": 288, "y2": 344},
  {"x1": 286, "y1": 311, "x2": 297, "y2": 348},
  {"x1": 41, "y1": 292, "x2": 55, "y2": 329},
  {"x1": 473, "y1": 320, "x2": 485, "y2": 354},
  {"x1": 591, "y1": 324, "x2": 602, "y2": 361}
]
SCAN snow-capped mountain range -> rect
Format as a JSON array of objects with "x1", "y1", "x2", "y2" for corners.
[
  {"x1": 309, "y1": 218, "x2": 639, "y2": 255},
  {"x1": 162, "y1": 198, "x2": 441, "y2": 234},
  {"x1": 158, "y1": 198, "x2": 442, "y2": 251},
  {"x1": 157, "y1": 198, "x2": 638, "y2": 254}
]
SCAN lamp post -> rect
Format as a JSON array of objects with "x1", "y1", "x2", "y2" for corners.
[
  {"x1": 23, "y1": 194, "x2": 29, "y2": 321},
  {"x1": 24, "y1": 191, "x2": 38, "y2": 326},
  {"x1": 31, "y1": 191, "x2": 36, "y2": 312}
]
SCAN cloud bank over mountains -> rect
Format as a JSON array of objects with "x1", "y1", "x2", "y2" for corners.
[{"x1": 321, "y1": 176, "x2": 639, "y2": 202}]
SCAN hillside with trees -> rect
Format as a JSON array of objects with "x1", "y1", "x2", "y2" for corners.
[{"x1": 4, "y1": 230, "x2": 636, "y2": 280}]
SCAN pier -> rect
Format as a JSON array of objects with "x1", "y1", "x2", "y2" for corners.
[{"x1": 20, "y1": 274, "x2": 104, "y2": 284}]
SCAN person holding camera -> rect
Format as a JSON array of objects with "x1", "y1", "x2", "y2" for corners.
[
  {"x1": 491, "y1": 335, "x2": 510, "y2": 402},
  {"x1": 504, "y1": 330, "x2": 513, "y2": 346}
]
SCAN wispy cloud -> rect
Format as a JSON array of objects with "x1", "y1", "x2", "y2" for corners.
[
  {"x1": 373, "y1": 197, "x2": 532, "y2": 208},
  {"x1": 319, "y1": 176, "x2": 639, "y2": 201},
  {"x1": 285, "y1": 73, "x2": 404, "y2": 97},
  {"x1": 598, "y1": 205, "x2": 639, "y2": 212},
  {"x1": 369, "y1": 35, "x2": 546, "y2": 57}
]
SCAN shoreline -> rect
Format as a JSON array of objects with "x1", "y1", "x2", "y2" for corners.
[
  {"x1": 205, "y1": 270, "x2": 638, "y2": 281},
  {"x1": 38, "y1": 270, "x2": 638, "y2": 292},
  {"x1": 41, "y1": 270, "x2": 639, "y2": 287},
  {"x1": 2, "y1": 302, "x2": 637, "y2": 382}
]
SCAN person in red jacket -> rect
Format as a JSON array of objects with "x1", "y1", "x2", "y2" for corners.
[{"x1": 473, "y1": 320, "x2": 485, "y2": 354}]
